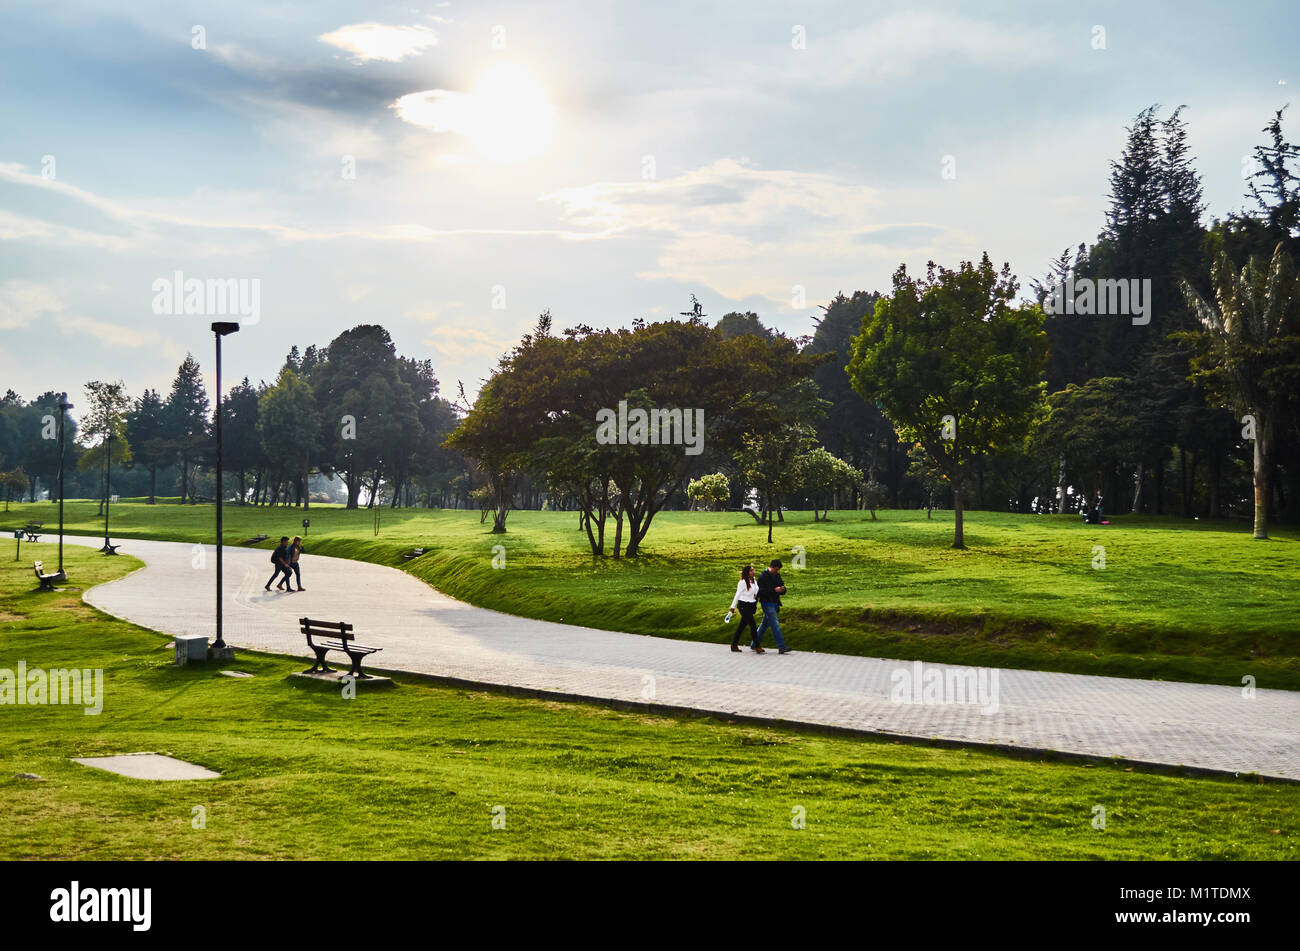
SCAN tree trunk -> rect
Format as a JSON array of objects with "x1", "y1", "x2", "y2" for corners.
[
  {"x1": 952, "y1": 486, "x2": 965, "y2": 548},
  {"x1": 1131, "y1": 462, "x2": 1144, "y2": 514},
  {"x1": 1253, "y1": 414, "x2": 1272, "y2": 539},
  {"x1": 1155, "y1": 457, "x2": 1165, "y2": 515},
  {"x1": 1209, "y1": 454, "x2": 1221, "y2": 519}
]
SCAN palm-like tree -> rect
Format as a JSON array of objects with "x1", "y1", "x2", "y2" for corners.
[{"x1": 1181, "y1": 243, "x2": 1300, "y2": 538}]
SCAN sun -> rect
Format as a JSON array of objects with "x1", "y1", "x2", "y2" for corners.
[{"x1": 465, "y1": 63, "x2": 554, "y2": 164}]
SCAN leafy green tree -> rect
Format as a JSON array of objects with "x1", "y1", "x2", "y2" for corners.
[
  {"x1": 78, "y1": 380, "x2": 133, "y2": 515},
  {"x1": 26, "y1": 392, "x2": 78, "y2": 503},
  {"x1": 714, "y1": 311, "x2": 773, "y2": 340},
  {"x1": 687, "y1": 472, "x2": 730, "y2": 511},
  {"x1": 257, "y1": 367, "x2": 320, "y2": 507},
  {"x1": 905, "y1": 445, "x2": 946, "y2": 519},
  {"x1": 125, "y1": 389, "x2": 170, "y2": 504},
  {"x1": 1180, "y1": 243, "x2": 1300, "y2": 538},
  {"x1": 1, "y1": 468, "x2": 27, "y2": 511},
  {"x1": 858, "y1": 478, "x2": 888, "y2": 520},
  {"x1": 738, "y1": 423, "x2": 814, "y2": 543},
  {"x1": 806, "y1": 291, "x2": 900, "y2": 499},
  {"x1": 314, "y1": 325, "x2": 419, "y2": 508},
  {"x1": 797, "y1": 447, "x2": 860, "y2": 521},
  {"x1": 1035, "y1": 378, "x2": 1143, "y2": 511},
  {"x1": 221, "y1": 378, "x2": 264, "y2": 505},
  {"x1": 847, "y1": 255, "x2": 1048, "y2": 548}
]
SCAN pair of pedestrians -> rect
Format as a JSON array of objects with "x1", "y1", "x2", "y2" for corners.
[
  {"x1": 263, "y1": 536, "x2": 305, "y2": 592},
  {"x1": 726, "y1": 559, "x2": 792, "y2": 654}
]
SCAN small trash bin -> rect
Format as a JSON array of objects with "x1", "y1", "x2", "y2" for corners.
[{"x1": 174, "y1": 634, "x2": 209, "y2": 665}]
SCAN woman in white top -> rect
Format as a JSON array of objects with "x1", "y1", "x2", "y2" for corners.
[{"x1": 728, "y1": 564, "x2": 761, "y2": 653}]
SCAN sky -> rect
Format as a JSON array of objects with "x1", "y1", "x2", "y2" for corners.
[{"x1": 0, "y1": 0, "x2": 1295, "y2": 422}]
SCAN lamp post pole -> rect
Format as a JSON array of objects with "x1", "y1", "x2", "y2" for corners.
[
  {"x1": 212, "y1": 322, "x2": 240, "y2": 657},
  {"x1": 101, "y1": 428, "x2": 114, "y2": 552},
  {"x1": 56, "y1": 394, "x2": 73, "y2": 574}
]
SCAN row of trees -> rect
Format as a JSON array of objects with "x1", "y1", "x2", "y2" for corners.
[
  {"x1": 792, "y1": 104, "x2": 1300, "y2": 538},
  {"x1": 0, "y1": 326, "x2": 468, "y2": 511}
]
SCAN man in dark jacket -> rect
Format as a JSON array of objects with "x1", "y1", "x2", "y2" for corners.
[
  {"x1": 753, "y1": 559, "x2": 793, "y2": 654},
  {"x1": 264, "y1": 536, "x2": 292, "y2": 592}
]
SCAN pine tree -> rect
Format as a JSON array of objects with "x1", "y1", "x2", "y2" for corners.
[{"x1": 165, "y1": 354, "x2": 210, "y2": 503}]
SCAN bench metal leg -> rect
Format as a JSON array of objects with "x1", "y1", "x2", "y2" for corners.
[
  {"x1": 345, "y1": 651, "x2": 370, "y2": 679},
  {"x1": 305, "y1": 646, "x2": 336, "y2": 674}
]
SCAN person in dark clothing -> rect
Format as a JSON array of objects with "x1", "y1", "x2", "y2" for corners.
[
  {"x1": 264, "y1": 536, "x2": 292, "y2": 591},
  {"x1": 1083, "y1": 490, "x2": 1105, "y2": 525},
  {"x1": 727, "y1": 564, "x2": 760, "y2": 652},
  {"x1": 754, "y1": 559, "x2": 792, "y2": 654}
]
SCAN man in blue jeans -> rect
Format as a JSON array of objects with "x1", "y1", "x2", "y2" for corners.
[{"x1": 754, "y1": 558, "x2": 793, "y2": 654}]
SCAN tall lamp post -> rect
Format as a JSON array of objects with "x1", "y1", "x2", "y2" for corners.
[
  {"x1": 56, "y1": 394, "x2": 73, "y2": 577},
  {"x1": 100, "y1": 427, "x2": 116, "y2": 553},
  {"x1": 211, "y1": 321, "x2": 240, "y2": 659}
]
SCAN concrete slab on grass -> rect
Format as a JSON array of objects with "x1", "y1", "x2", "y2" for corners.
[
  {"x1": 290, "y1": 670, "x2": 394, "y2": 689},
  {"x1": 72, "y1": 753, "x2": 220, "y2": 780}
]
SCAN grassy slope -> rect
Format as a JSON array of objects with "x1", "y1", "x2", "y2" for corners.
[
  {"x1": 1, "y1": 545, "x2": 1295, "y2": 860},
  {"x1": 8, "y1": 500, "x2": 1299, "y2": 689}
]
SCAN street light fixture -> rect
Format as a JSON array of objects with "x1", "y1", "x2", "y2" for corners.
[
  {"x1": 56, "y1": 394, "x2": 73, "y2": 577},
  {"x1": 211, "y1": 321, "x2": 240, "y2": 659}
]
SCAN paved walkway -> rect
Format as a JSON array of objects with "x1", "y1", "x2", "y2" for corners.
[{"x1": 67, "y1": 536, "x2": 1300, "y2": 780}]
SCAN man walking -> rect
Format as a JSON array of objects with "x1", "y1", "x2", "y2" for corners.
[
  {"x1": 264, "y1": 536, "x2": 292, "y2": 592},
  {"x1": 754, "y1": 558, "x2": 793, "y2": 654}
]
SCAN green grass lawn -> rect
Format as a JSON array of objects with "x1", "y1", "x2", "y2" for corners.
[
  {"x1": 7, "y1": 500, "x2": 1299, "y2": 689},
  {"x1": 1, "y1": 545, "x2": 1295, "y2": 860}
]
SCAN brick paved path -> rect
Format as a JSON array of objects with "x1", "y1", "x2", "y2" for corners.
[{"x1": 71, "y1": 536, "x2": 1300, "y2": 780}]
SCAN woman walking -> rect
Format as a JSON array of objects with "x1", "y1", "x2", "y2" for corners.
[
  {"x1": 288, "y1": 535, "x2": 305, "y2": 591},
  {"x1": 727, "y1": 564, "x2": 762, "y2": 653}
]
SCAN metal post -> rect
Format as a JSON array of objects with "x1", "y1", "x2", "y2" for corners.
[
  {"x1": 211, "y1": 322, "x2": 240, "y2": 653},
  {"x1": 101, "y1": 428, "x2": 113, "y2": 551},
  {"x1": 56, "y1": 394, "x2": 72, "y2": 574},
  {"x1": 215, "y1": 332, "x2": 224, "y2": 649}
]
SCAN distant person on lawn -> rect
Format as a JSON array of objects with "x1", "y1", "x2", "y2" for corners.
[
  {"x1": 265, "y1": 536, "x2": 292, "y2": 592},
  {"x1": 754, "y1": 559, "x2": 793, "y2": 654},
  {"x1": 727, "y1": 564, "x2": 760, "y2": 653},
  {"x1": 287, "y1": 535, "x2": 305, "y2": 591}
]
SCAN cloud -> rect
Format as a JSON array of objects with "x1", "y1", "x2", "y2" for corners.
[
  {"x1": 61, "y1": 315, "x2": 155, "y2": 349},
  {"x1": 542, "y1": 159, "x2": 893, "y2": 302},
  {"x1": 0, "y1": 280, "x2": 160, "y2": 350},
  {"x1": 781, "y1": 11, "x2": 1057, "y2": 88},
  {"x1": 0, "y1": 279, "x2": 62, "y2": 329},
  {"x1": 854, "y1": 224, "x2": 945, "y2": 248},
  {"x1": 318, "y1": 23, "x2": 439, "y2": 64}
]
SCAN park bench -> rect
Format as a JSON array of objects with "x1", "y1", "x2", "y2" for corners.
[
  {"x1": 300, "y1": 617, "x2": 382, "y2": 679},
  {"x1": 101, "y1": 543, "x2": 121, "y2": 555},
  {"x1": 242, "y1": 533, "x2": 269, "y2": 545},
  {"x1": 24, "y1": 522, "x2": 42, "y2": 542},
  {"x1": 401, "y1": 547, "x2": 427, "y2": 560},
  {"x1": 33, "y1": 560, "x2": 66, "y2": 590}
]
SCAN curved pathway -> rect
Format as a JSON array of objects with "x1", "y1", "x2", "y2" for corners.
[{"x1": 67, "y1": 536, "x2": 1300, "y2": 780}]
